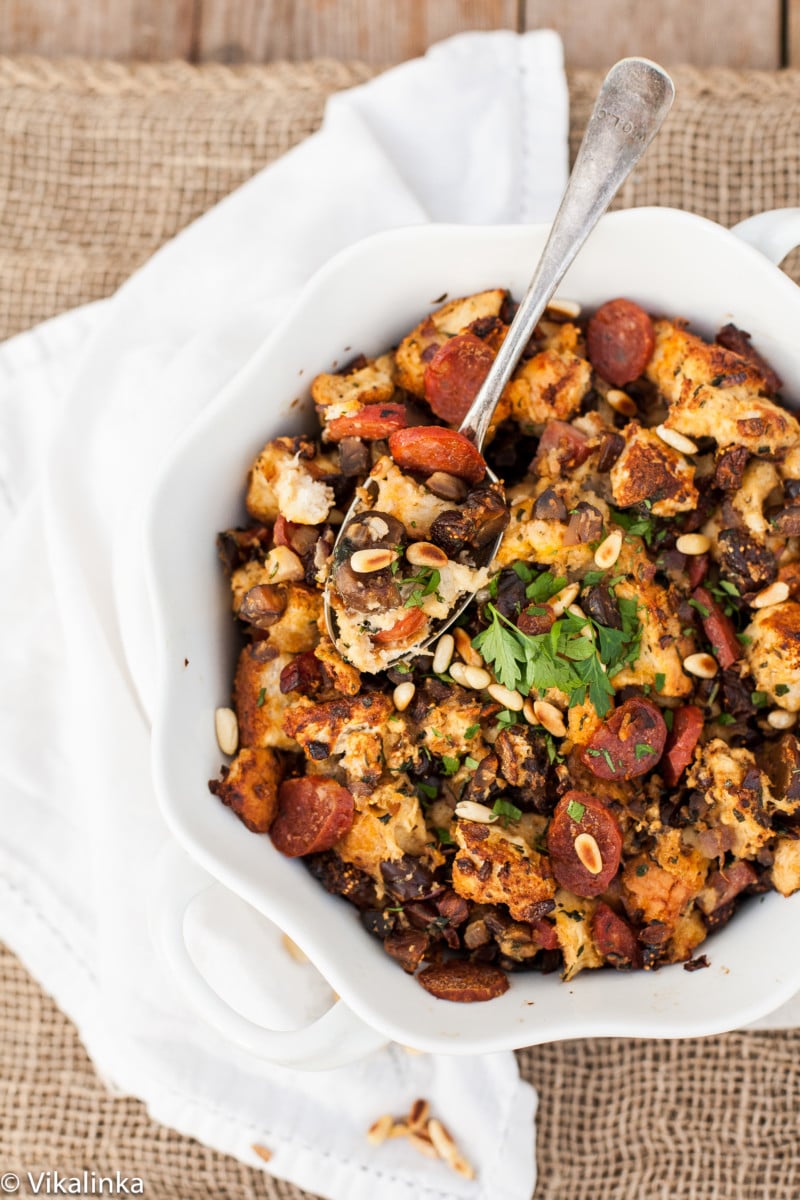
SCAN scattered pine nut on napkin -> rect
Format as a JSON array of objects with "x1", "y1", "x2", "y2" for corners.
[{"x1": 0, "y1": 31, "x2": 572, "y2": 1200}]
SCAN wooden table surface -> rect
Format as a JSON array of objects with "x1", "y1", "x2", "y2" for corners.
[{"x1": 3, "y1": 0, "x2": 800, "y2": 68}]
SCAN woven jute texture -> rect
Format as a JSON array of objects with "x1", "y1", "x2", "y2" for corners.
[{"x1": 2, "y1": 57, "x2": 800, "y2": 1200}]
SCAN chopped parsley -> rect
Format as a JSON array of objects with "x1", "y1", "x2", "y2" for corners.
[
  {"x1": 441, "y1": 755, "x2": 461, "y2": 776},
  {"x1": 776, "y1": 684, "x2": 790, "y2": 697},
  {"x1": 398, "y1": 566, "x2": 442, "y2": 608},
  {"x1": 435, "y1": 827, "x2": 455, "y2": 845},
  {"x1": 636, "y1": 863, "x2": 649, "y2": 876},
  {"x1": 377, "y1": 813, "x2": 392, "y2": 825},
  {"x1": 256, "y1": 687, "x2": 267, "y2": 707},
  {"x1": 664, "y1": 709, "x2": 674, "y2": 731},
  {"x1": 609, "y1": 507, "x2": 655, "y2": 545},
  {"x1": 635, "y1": 742, "x2": 653, "y2": 760},
  {"x1": 464, "y1": 756, "x2": 480, "y2": 770},
  {"x1": 493, "y1": 797, "x2": 523, "y2": 824},
  {"x1": 566, "y1": 799, "x2": 586, "y2": 822},
  {"x1": 654, "y1": 672, "x2": 666, "y2": 693},
  {"x1": 751, "y1": 691, "x2": 769, "y2": 709},
  {"x1": 716, "y1": 713, "x2": 735, "y2": 726},
  {"x1": 464, "y1": 723, "x2": 481, "y2": 738},
  {"x1": 416, "y1": 782, "x2": 438, "y2": 800},
  {"x1": 688, "y1": 597, "x2": 710, "y2": 619}
]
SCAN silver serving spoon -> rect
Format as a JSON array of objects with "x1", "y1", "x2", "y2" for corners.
[{"x1": 324, "y1": 56, "x2": 674, "y2": 666}]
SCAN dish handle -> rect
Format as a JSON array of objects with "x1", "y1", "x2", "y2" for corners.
[
  {"x1": 731, "y1": 208, "x2": 800, "y2": 265},
  {"x1": 150, "y1": 843, "x2": 389, "y2": 1070}
]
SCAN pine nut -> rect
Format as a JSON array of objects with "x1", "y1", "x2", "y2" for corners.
[
  {"x1": 752, "y1": 580, "x2": 790, "y2": 609},
  {"x1": 655, "y1": 424, "x2": 698, "y2": 455},
  {"x1": 252, "y1": 1144, "x2": 273, "y2": 1163},
  {"x1": 683, "y1": 652, "x2": 718, "y2": 679},
  {"x1": 487, "y1": 682, "x2": 524, "y2": 711},
  {"x1": 214, "y1": 706, "x2": 239, "y2": 756},
  {"x1": 522, "y1": 698, "x2": 539, "y2": 725},
  {"x1": 388, "y1": 1122, "x2": 410, "y2": 1138},
  {"x1": 594, "y1": 528, "x2": 623, "y2": 569},
  {"x1": 407, "y1": 1099, "x2": 430, "y2": 1132},
  {"x1": 427, "y1": 1118, "x2": 476, "y2": 1180},
  {"x1": 449, "y1": 661, "x2": 469, "y2": 685},
  {"x1": 454, "y1": 800, "x2": 499, "y2": 823},
  {"x1": 406, "y1": 541, "x2": 449, "y2": 569},
  {"x1": 463, "y1": 665, "x2": 492, "y2": 690},
  {"x1": 606, "y1": 388, "x2": 638, "y2": 417},
  {"x1": 366, "y1": 1114, "x2": 394, "y2": 1146},
  {"x1": 432, "y1": 633, "x2": 454, "y2": 675},
  {"x1": 350, "y1": 547, "x2": 398, "y2": 573},
  {"x1": 281, "y1": 933, "x2": 309, "y2": 963},
  {"x1": 767, "y1": 709, "x2": 797, "y2": 729},
  {"x1": 533, "y1": 699, "x2": 567, "y2": 737},
  {"x1": 546, "y1": 298, "x2": 581, "y2": 320},
  {"x1": 263, "y1": 544, "x2": 305, "y2": 583},
  {"x1": 454, "y1": 626, "x2": 483, "y2": 667},
  {"x1": 408, "y1": 1132, "x2": 438, "y2": 1159},
  {"x1": 550, "y1": 582, "x2": 581, "y2": 616},
  {"x1": 574, "y1": 832, "x2": 603, "y2": 874},
  {"x1": 676, "y1": 533, "x2": 711, "y2": 555},
  {"x1": 393, "y1": 681, "x2": 416, "y2": 712}
]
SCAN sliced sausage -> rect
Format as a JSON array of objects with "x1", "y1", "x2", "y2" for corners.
[
  {"x1": 662, "y1": 704, "x2": 704, "y2": 788},
  {"x1": 686, "y1": 552, "x2": 709, "y2": 590},
  {"x1": 270, "y1": 777, "x2": 355, "y2": 857},
  {"x1": 372, "y1": 606, "x2": 427, "y2": 645},
  {"x1": 692, "y1": 586, "x2": 742, "y2": 670},
  {"x1": 587, "y1": 298, "x2": 655, "y2": 387},
  {"x1": 580, "y1": 697, "x2": 667, "y2": 781},
  {"x1": 388, "y1": 426, "x2": 487, "y2": 485},
  {"x1": 417, "y1": 960, "x2": 510, "y2": 1002},
  {"x1": 326, "y1": 403, "x2": 408, "y2": 442},
  {"x1": 547, "y1": 791, "x2": 623, "y2": 897},
  {"x1": 591, "y1": 902, "x2": 642, "y2": 969},
  {"x1": 533, "y1": 419, "x2": 591, "y2": 470},
  {"x1": 423, "y1": 332, "x2": 496, "y2": 424}
]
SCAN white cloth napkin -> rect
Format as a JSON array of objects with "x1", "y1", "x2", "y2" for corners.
[{"x1": 0, "y1": 31, "x2": 571, "y2": 1200}]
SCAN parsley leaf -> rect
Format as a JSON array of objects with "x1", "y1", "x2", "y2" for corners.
[
  {"x1": 493, "y1": 798, "x2": 523, "y2": 824},
  {"x1": 566, "y1": 799, "x2": 586, "y2": 822}
]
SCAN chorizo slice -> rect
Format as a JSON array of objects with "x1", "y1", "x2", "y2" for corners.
[
  {"x1": 423, "y1": 332, "x2": 496, "y2": 424},
  {"x1": 417, "y1": 960, "x2": 510, "y2": 1002},
  {"x1": 371, "y1": 606, "x2": 427, "y2": 645},
  {"x1": 326, "y1": 402, "x2": 408, "y2": 442},
  {"x1": 270, "y1": 776, "x2": 355, "y2": 857},
  {"x1": 591, "y1": 902, "x2": 642, "y2": 970},
  {"x1": 580, "y1": 697, "x2": 667, "y2": 781},
  {"x1": 547, "y1": 791, "x2": 623, "y2": 898},
  {"x1": 388, "y1": 426, "x2": 487, "y2": 485},
  {"x1": 587, "y1": 298, "x2": 655, "y2": 387},
  {"x1": 692, "y1": 586, "x2": 742, "y2": 670},
  {"x1": 661, "y1": 704, "x2": 704, "y2": 788}
]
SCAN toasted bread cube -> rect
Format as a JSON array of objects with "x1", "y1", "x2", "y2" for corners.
[
  {"x1": 451, "y1": 820, "x2": 555, "y2": 922},
  {"x1": 209, "y1": 747, "x2": 282, "y2": 833},
  {"x1": 234, "y1": 646, "x2": 298, "y2": 751}
]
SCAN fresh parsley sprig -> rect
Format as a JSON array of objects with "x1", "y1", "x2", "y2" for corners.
[{"x1": 473, "y1": 580, "x2": 641, "y2": 719}]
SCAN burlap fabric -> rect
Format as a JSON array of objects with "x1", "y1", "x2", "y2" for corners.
[{"x1": 2, "y1": 58, "x2": 800, "y2": 1200}]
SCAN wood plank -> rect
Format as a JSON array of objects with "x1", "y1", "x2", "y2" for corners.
[
  {"x1": 524, "y1": 0, "x2": 781, "y2": 68},
  {"x1": 787, "y1": 0, "x2": 800, "y2": 66},
  {"x1": 196, "y1": 0, "x2": 520, "y2": 64},
  {"x1": 0, "y1": 0, "x2": 194, "y2": 59}
]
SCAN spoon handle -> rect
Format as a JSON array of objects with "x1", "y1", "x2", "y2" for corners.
[{"x1": 459, "y1": 56, "x2": 674, "y2": 450}]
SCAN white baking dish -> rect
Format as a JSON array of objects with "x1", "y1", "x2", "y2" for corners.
[{"x1": 146, "y1": 206, "x2": 800, "y2": 1068}]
